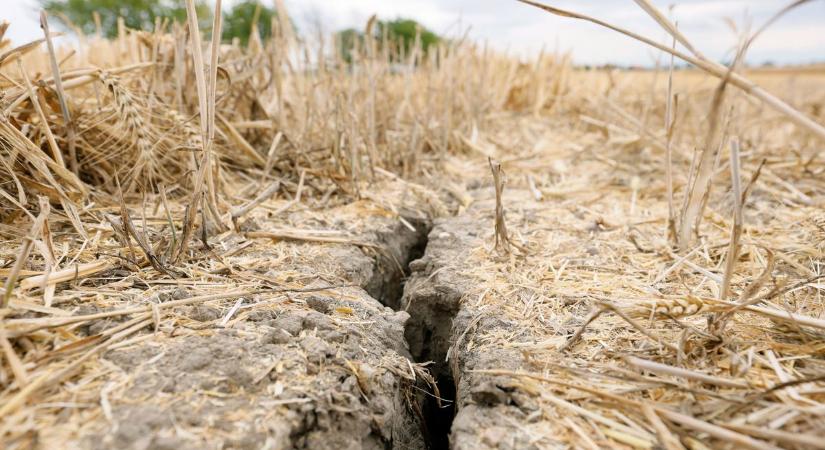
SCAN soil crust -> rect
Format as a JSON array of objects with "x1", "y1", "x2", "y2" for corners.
[{"x1": 61, "y1": 213, "x2": 432, "y2": 450}]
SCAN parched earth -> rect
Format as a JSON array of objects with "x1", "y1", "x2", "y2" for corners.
[
  {"x1": 32, "y1": 177, "x2": 551, "y2": 450},
  {"x1": 12, "y1": 111, "x2": 825, "y2": 450},
  {"x1": 25, "y1": 188, "x2": 444, "y2": 449}
]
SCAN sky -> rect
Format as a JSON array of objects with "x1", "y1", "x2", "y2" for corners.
[{"x1": 3, "y1": 0, "x2": 824, "y2": 66}]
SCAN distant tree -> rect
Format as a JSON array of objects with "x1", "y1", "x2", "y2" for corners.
[
  {"x1": 335, "y1": 18, "x2": 440, "y2": 63},
  {"x1": 336, "y1": 28, "x2": 362, "y2": 63},
  {"x1": 378, "y1": 19, "x2": 440, "y2": 57},
  {"x1": 40, "y1": 0, "x2": 210, "y2": 38},
  {"x1": 221, "y1": 0, "x2": 276, "y2": 45}
]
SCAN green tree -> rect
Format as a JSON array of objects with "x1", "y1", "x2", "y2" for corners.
[
  {"x1": 378, "y1": 19, "x2": 440, "y2": 57},
  {"x1": 40, "y1": 0, "x2": 210, "y2": 38},
  {"x1": 221, "y1": 0, "x2": 276, "y2": 45},
  {"x1": 336, "y1": 28, "x2": 362, "y2": 64},
  {"x1": 335, "y1": 18, "x2": 440, "y2": 63}
]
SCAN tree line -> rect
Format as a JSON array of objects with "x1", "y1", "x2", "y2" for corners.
[{"x1": 40, "y1": 0, "x2": 440, "y2": 54}]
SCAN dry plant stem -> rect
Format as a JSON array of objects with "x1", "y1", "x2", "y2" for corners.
[
  {"x1": 116, "y1": 185, "x2": 171, "y2": 277},
  {"x1": 3, "y1": 62, "x2": 154, "y2": 113},
  {"x1": 660, "y1": 409, "x2": 780, "y2": 450},
  {"x1": 159, "y1": 186, "x2": 177, "y2": 259},
  {"x1": 268, "y1": 170, "x2": 305, "y2": 217},
  {"x1": 600, "y1": 302, "x2": 681, "y2": 354},
  {"x1": 679, "y1": 73, "x2": 730, "y2": 250},
  {"x1": 260, "y1": 131, "x2": 283, "y2": 185},
  {"x1": 641, "y1": 403, "x2": 685, "y2": 450},
  {"x1": 664, "y1": 35, "x2": 677, "y2": 244},
  {"x1": 703, "y1": 296, "x2": 825, "y2": 331},
  {"x1": 711, "y1": 159, "x2": 766, "y2": 332},
  {"x1": 489, "y1": 157, "x2": 519, "y2": 254},
  {"x1": 246, "y1": 230, "x2": 378, "y2": 248},
  {"x1": 0, "y1": 371, "x2": 50, "y2": 418},
  {"x1": 18, "y1": 260, "x2": 112, "y2": 291},
  {"x1": 632, "y1": 0, "x2": 705, "y2": 60},
  {"x1": 186, "y1": 0, "x2": 208, "y2": 136},
  {"x1": 744, "y1": 0, "x2": 816, "y2": 51},
  {"x1": 230, "y1": 181, "x2": 280, "y2": 224},
  {"x1": 541, "y1": 392, "x2": 654, "y2": 443},
  {"x1": 0, "y1": 178, "x2": 29, "y2": 214},
  {"x1": 560, "y1": 309, "x2": 603, "y2": 351},
  {"x1": 40, "y1": 11, "x2": 78, "y2": 175},
  {"x1": 0, "y1": 33, "x2": 63, "y2": 69},
  {"x1": 736, "y1": 160, "x2": 765, "y2": 220},
  {"x1": 625, "y1": 356, "x2": 748, "y2": 388},
  {"x1": 562, "y1": 417, "x2": 600, "y2": 450},
  {"x1": 715, "y1": 252, "x2": 775, "y2": 326},
  {"x1": 0, "y1": 326, "x2": 29, "y2": 386},
  {"x1": 218, "y1": 114, "x2": 267, "y2": 165},
  {"x1": 5, "y1": 290, "x2": 258, "y2": 338},
  {"x1": 723, "y1": 424, "x2": 825, "y2": 450},
  {"x1": 177, "y1": 0, "x2": 221, "y2": 261},
  {"x1": 204, "y1": 0, "x2": 224, "y2": 227},
  {"x1": 0, "y1": 119, "x2": 82, "y2": 195},
  {"x1": 36, "y1": 213, "x2": 57, "y2": 307},
  {"x1": 5, "y1": 284, "x2": 347, "y2": 339},
  {"x1": 516, "y1": 0, "x2": 825, "y2": 142},
  {"x1": 2, "y1": 197, "x2": 50, "y2": 308},
  {"x1": 17, "y1": 59, "x2": 65, "y2": 169},
  {"x1": 737, "y1": 250, "x2": 774, "y2": 303},
  {"x1": 719, "y1": 138, "x2": 743, "y2": 301},
  {"x1": 273, "y1": 0, "x2": 295, "y2": 45}
]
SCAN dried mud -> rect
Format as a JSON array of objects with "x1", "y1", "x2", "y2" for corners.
[{"x1": 55, "y1": 214, "x2": 433, "y2": 450}]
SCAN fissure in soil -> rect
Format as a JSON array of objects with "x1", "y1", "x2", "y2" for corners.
[{"x1": 374, "y1": 219, "x2": 456, "y2": 449}]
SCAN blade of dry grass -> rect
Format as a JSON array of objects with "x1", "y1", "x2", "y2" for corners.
[
  {"x1": 2, "y1": 197, "x2": 50, "y2": 308},
  {"x1": 0, "y1": 325, "x2": 29, "y2": 387},
  {"x1": 625, "y1": 356, "x2": 749, "y2": 388},
  {"x1": 745, "y1": 0, "x2": 815, "y2": 51},
  {"x1": 664, "y1": 34, "x2": 677, "y2": 244},
  {"x1": 718, "y1": 138, "x2": 743, "y2": 302},
  {"x1": 176, "y1": 0, "x2": 224, "y2": 261},
  {"x1": 678, "y1": 70, "x2": 732, "y2": 250},
  {"x1": 642, "y1": 404, "x2": 685, "y2": 450},
  {"x1": 18, "y1": 260, "x2": 112, "y2": 291},
  {"x1": 246, "y1": 230, "x2": 378, "y2": 248},
  {"x1": 632, "y1": 0, "x2": 705, "y2": 60},
  {"x1": 17, "y1": 59, "x2": 65, "y2": 169},
  {"x1": 40, "y1": 10, "x2": 78, "y2": 175},
  {"x1": 229, "y1": 181, "x2": 280, "y2": 225}
]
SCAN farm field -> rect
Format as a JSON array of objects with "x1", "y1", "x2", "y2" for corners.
[{"x1": 2, "y1": 1, "x2": 825, "y2": 449}]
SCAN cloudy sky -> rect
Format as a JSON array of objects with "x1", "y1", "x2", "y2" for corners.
[{"x1": 4, "y1": 0, "x2": 824, "y2": 66}]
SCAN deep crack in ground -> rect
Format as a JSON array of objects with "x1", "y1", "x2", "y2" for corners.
[{"x1": 374, "y1": 217, "x2": 457, "y2": 449}]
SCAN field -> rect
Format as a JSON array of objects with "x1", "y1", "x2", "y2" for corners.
[{"x1": 2, "y1": 1, "x2": 825, "y2": 449}]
